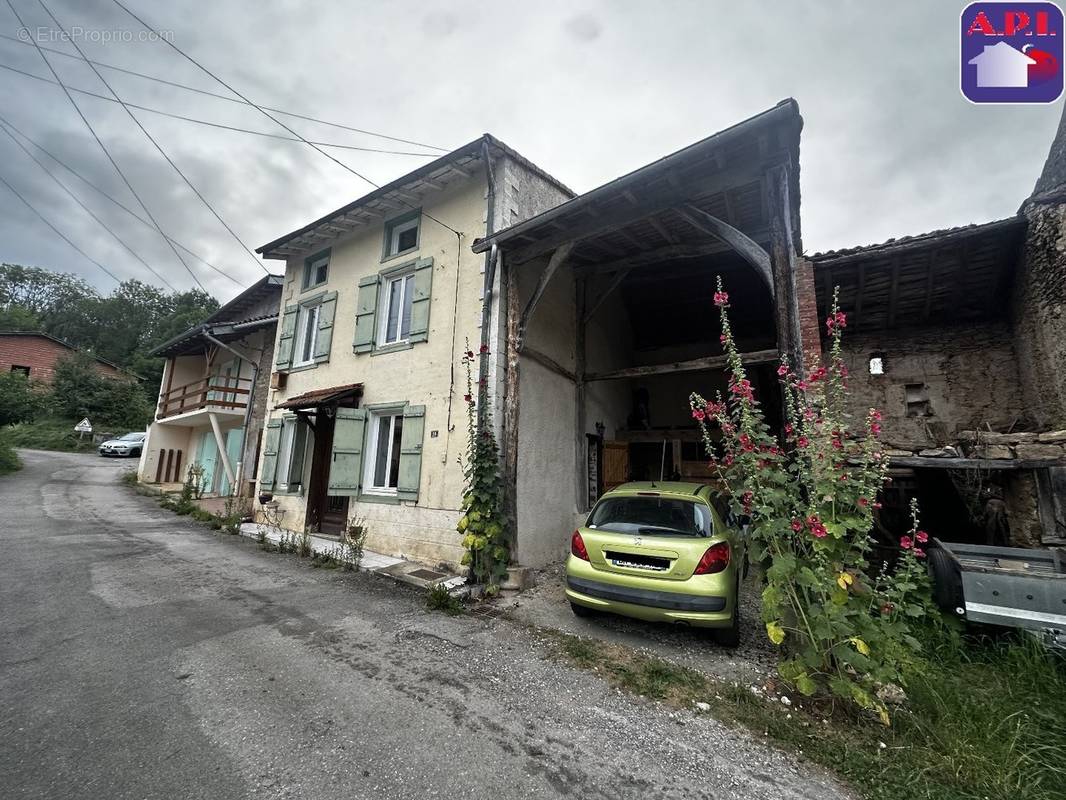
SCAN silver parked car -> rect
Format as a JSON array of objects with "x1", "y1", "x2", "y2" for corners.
[{"x1": 98, "y1": 432, "x2": 146, "y2": 458}]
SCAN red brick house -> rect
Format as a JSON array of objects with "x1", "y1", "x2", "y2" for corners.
[{"x1": 0, "y1": 331, "x2": 135, "y2": 384}]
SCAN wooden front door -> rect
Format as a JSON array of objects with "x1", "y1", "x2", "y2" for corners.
[
  {"x1": 602, "y1": 441, "x2": 629, "y2": 492},
  {"x1": 305, "y1": 411, "x2": 351, "y2": 536}
]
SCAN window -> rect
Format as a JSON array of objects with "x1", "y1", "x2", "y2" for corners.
[
  {"x1": 869, "y1": 352, "x2": 885, "y2": 375},
  {"x1": 303, "y1": 250, "x2": 329, "y2": 290},
  {"x1": 276, "y1": 417, "x2": 309, "y2": 491},
  {"x1": 383, "y1": 212, "x2": 420, "y2": 259},
  {"x1": 364, "y1": 411, "x2": 404, "y2": 493},
  {"x1": 587, "y1": 496, "x2": 712, "y2": 538},
  {"x1": 10, "y1": 365, "x2": 30, "y2": 377},
  {"x1": 293, "y1": 303, "x2": 321, "y2": 366},
  {"x1": 379, "y1": 271, "x2": 415, "y2": 345}
]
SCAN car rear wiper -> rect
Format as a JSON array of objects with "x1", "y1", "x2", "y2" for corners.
[{"x1": 637, "y1": 526, "x2": 699, "y2": 537}]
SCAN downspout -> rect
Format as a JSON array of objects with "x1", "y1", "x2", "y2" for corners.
[
  {"x1": 203, "y1": 331, "x2": 259, "y2": 497},
  {"x1": 477, "y1": 137, "x2": 498, "y2": 426}
]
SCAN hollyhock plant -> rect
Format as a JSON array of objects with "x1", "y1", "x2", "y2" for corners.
[{"x1": 690, "y1": 279, "x2": 931, "y2": 724}]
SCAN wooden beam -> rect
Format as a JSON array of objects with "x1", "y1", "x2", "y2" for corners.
[
  {"x1": 585, "y1": 348, "x2": 779, "y2": 382},
  {"x1": 584, "y1": 269, "x2": 633, "y2": 323},
  {"x1": 764, "y1": 163, "x2": 803, "y2": 369},
  {"x1": 502, "y1": 257, "x2": 521, "y2": 548},
  {"x1": 571, "y1": 240, "x2": 760, "y2": 277},
  {"x1": 922, "y1": 249, "x2": 938, "y2": 319},
  {"x1": 615, "y1": 228, "x2": 648, "y2": 251},
  {"x1": 676, "y1": 204, "x2": 774, "y2": 293},
  {"x1": 481, "y1": 160, "x2": 783, "y2": 263},
  {"x1": 853, "y1": 263, "x2": 866, "y2": 330},
  {"x1": 647, "y1": 215, "x2": 678, "y2": 245},
  {"x1": 516, "y1": 242, "x2": 574, "y2": 352},
  {"x1": 523, "y1": 346, "x2": 576, "y2": 383},
  {"x1": 886, "y1": 257, "x2": 902, "y2": 328},
  {"x1": 888, "y1": 456, "x2": 1065, "y2": 471}
]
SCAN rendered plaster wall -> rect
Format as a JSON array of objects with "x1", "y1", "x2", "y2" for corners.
[
  {"x1": 837, "y1": 322, "x2": 1025, "y2": 451},
  {"x1": 584, "y1": 286, "x2": 633, "y2": 441},
  {"x1": 1013, "y1": 202, "x2": 1066, "y2": 430}
]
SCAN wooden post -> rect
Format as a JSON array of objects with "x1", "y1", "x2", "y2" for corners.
[
  {"x1": 501, "y1": 254, "x2": 522, "y2": 550},
  {"x1": 765, "y1": 163, "x2": 803, "y2": 370},
  {"x1": 574, "y1": 275, "x2": 587, "y2": 513}
]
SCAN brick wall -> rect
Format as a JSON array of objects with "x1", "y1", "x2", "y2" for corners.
[
  {"x1": 795, "y1": 257, "x2": 822, "y2": 370},
  {"x1": 0, "y1": 334, "x2": 130, "y2": 384}
]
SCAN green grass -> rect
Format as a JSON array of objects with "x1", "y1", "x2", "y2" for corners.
[
  {"x1": 542, "y1": 624, "x2": 1066, "y2": 800},
  {"x1": 4, "y1": 415, "x2": 100, "y2": 453},
  {"x1": 426, "y1": 583, "x2": 464, "y2": 615},
  {"x1": 0, "y1": 433, "x2": 22, "y2": 475}
]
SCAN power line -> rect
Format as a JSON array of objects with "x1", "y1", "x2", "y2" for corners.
[
  {"x1": 0, "y1": 31, "x2": 450, "y2": 153},
  {"x1": 4, "y1": 0, "x2": 208, "y2": 292},
  {"x1": 111, "y1": 0, "x2": 465, "y2": 241},
  {"x1": 0, "y1": 114, "x2": 242, "y2": 288},
  {"x1": 37, "y1": 0, "x2": 267, "y2": 275},
  {"x1": 0, "y1": 113, "x2": 176, "y2": 290},
  {"x1": 0, "y1": 59, "x2": 441, "y2": 156},
  {"x1": 0, "y1": 166, "x2": 122, "y2": 284}
]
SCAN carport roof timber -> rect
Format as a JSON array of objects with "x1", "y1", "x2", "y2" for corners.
[
  {"x1": 274, "y1": 382, "x2": 364, "y2": 410},
  {"x1": 808, "y1": 216, "x2": 1027, "y2": 331},
  {"x1": 470, "y1": 99, "x2": 803, "y2": 267}
]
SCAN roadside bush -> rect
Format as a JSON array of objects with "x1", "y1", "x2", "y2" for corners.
[
  {"x1": 0, "y1": 371, "x2": 39, "y2": 427},
  {"x1": 690, "y1": 280, "x2": 932, "y2": 723},
  {"x1": 426, "y1": 583, "x2": 464, "y2": 615},
  {"x1": 50, "y1": 354, "x2": 151, "y2": 430},
  {"x1": 341, "y1": 514, "x2": 368, "y2": 571},
  {"x1": 0, "y1": 433, "x2": 21, "y2": 475},
  {"x1": 3, "y1": 415, "x2": 98, "y2": 453}
]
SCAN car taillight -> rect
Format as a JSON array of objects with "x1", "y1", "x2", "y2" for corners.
[
  {"x1": 694, "y1": 541, "x2": 730, "y2": 575},
  {"x1": 570, "y1": 530, "x2": 589, "y2": 561}
]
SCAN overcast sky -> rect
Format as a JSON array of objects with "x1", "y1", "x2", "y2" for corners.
[{"x1": 0, "y1": 0, "x2": 1061, "y2": 302}]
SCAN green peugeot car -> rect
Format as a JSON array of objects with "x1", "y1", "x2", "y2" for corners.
[{"x1": 565, "y1": 482, "x2": 743, "y2": 646}]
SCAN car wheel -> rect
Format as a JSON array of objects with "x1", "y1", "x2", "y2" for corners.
[
  {"x1": 928, "y1": 547, "x2": 963, "y2": 611},
  {"x1": 569, "y1": 601, "x2": 595, "y2": 618},
  {"x1": 130, "y1": 448, "x2": 141, "y2": 458}
]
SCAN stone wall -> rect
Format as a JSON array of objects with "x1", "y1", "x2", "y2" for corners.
[
  {"x1": 1013, "y1": 202, "x2": 1066, "y2": 430},
  {"x1": 837, "y1": 321, "x2": 1025, "y2": 452}
]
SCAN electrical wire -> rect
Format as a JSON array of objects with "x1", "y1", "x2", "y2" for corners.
[
  {"x1": 0, "y1": 167, "x2": 122, "y2": 284},
  {"x1": 0, "y1": 59, "x2": 441, "y2": 156},
  {"x1": 0, "y1": 31, "x2": 450, "y2": 153},
  {"x1": 0, "y1": 114, "x2": 176, "y2": 290},
  {"x1": 0, "y1": 113, "x2": 240, "y2": 286},
  {"x1": 37, "y1": 0, "x2": 267, "y2": 275},
  {"x1": 3, "y1": 0, "x2": 208, "y2": 292},
  {"x1": 111, "y1": 0, "x2": 465, "y2": 240}
]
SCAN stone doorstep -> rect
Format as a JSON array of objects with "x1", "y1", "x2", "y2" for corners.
[{"x1": 236, "y1": 522, "x2": 464, "y2": 592}]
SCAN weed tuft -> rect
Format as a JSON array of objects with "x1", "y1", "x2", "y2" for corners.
[{"x1": 426, "y1": 583, "x2": 464, "y2": 615}]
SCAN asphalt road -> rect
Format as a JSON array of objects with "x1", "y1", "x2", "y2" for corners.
[{"x1": 0, "y1": 450, "x2": 845, "y2": 800}]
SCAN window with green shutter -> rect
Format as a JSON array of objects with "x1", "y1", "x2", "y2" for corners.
[
  {"x1": 360, "y1": 403, "x2": 425, "y2": 501},
  {"x1": 352, "y1": 258, "x2": 433, "y2": 354},
  {"x1": 279, "y1": 291, "x2": 337, "y2": 370},
  {"x1": 328, "y1": 408, "x2": 366, "y2": 497},
  {"x1": 275, "y1": 305, "x2": 298, "y2": 370},
  {"x1": 259, "y1": 419, "x2": 282, "y2": 491}
]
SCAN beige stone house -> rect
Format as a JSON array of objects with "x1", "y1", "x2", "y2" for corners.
[{"x1": 253, "y1": 136, "x2": 571, "y2": 565}]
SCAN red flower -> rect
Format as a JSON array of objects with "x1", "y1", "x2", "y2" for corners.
[
  {"x1": 873, "y1": 501, "x2": 883, "y2": 509},
  {"x1": 914, "y1": 547, "x2": 926, "y2": 558},
  {"x1": 722, "y1": 453, "x2": 734, "y2": 466},
  {"x1": 479, "y1": 344, "x2": 490, "y2": 354},
  {"x1": 777, "y1": 364, "x2": 789, "y2": 377},
  {"x1": 808, "y1": 366, "x2": 827, "y2": 383},
  {"x1": 465, "y1": 350, "x2": 475, "y2": 358},
  {"x1": 463, "y1": 394, "x2": 473, "y2": 403},
  {"x1": 795, "y1": 380, "x2": 809, "y2": 392},
  {"x1": 796, "y1": 436, "x2": 810, "y2": 448},
  {"x1": 713, "y1": 291, "x2": 729, "y2": 307},
  {"x1": 916, "y1": 530, "x2": 928, "y2": 544},
  {"x1": 880, "y1": 602, "x2": 895, "y2": 615},
  {"x1": 784, "y1": 423, "x2": 793, "y2": 436},
  {"x1": 870, "y1": 422, "x2": 882, "y2": 436},
  {"x1": 739, "y1": 433, "x2": 754, "y2": 452},
  {"x1": 692, "y1": 408, "x2": 705, "y2": 421},
  {"x1": 899, "y1": 535, "x2": 913, "y2": 550},
  {"x1": 790, "y1": 518, "x2": 803, "y2": 532},
  {"x1": 826, "y1": 310, "x2": 847, "y2": 332},
  {"x1": 719, "y1": 334, "x2": 728, "y2": 345},
  {"x1": 858, "y1": 497, "x2": 868, "y2": 507}
]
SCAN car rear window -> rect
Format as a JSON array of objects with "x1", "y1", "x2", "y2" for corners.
[
  {"x1": 119, "y1": 433, "x2": 144, "y2": 440},
  {"x1": 587, "y1": 496, "x2": 712, "y2": 537}
]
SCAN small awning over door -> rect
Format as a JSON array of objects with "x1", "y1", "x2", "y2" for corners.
[{"x1": 274, "y1": 382, "x2": 363, "y2": 411}]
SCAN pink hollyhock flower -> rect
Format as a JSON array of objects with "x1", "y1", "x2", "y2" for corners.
[
  {"x1": 790, "y1": 519, "x2": 803, "y2": 532},
  {"x1": 479, "y1": 343, "x2": 490, "y2": 354},
  {"x1": 465, "y1": 350, "x2": 475, "y2": 358},
  {"x1": 463, "y1": 394, "x2": 473, "y2": 403},
  {"x1": 880, "y1": 602, "x2": 895, "y2": 615},
  {"x1": 858, "y1": 497, "x2": 868, "y2": 507},
  {"x1": 795, "y1": 380, "x2": 809, "y2": 391},
  {"x1": 777, "y1": 364, "x2": 789, "y2": 377},
  {"x1": 784, "y1": 423, "x2": 793, "y2": 436},
  {"x1": 839, "y1": 364, "x2": 849, "y2": 378},
  {"x1": 916, "y1": 530, "x2": 928, "y2": 544},
  {"x1": 914, "y1": 548, "x2": 926, "y2": 558},
  {"x1": 713, "y1": 291, "x2": 729, "y2": 307},
  {"x1": 873, "y1": 501, "x2": 882, "y2": 509},
  {"x1": 796, "y1": 436, "x2": 810, "y2": 448},
  {"x1": 692, "y1": 408, "x2": 705, "y2": 421},
  {"x1": 899, "y1": 535, "x2": 913, "y2": 550}
]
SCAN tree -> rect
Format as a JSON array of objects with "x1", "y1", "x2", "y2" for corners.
[
  {"x1": 0, "y1": 371, "x2": 38, "y2": 427},
  {"x1": 50, "y1": 355, "x2": 152, "y2": 430}
]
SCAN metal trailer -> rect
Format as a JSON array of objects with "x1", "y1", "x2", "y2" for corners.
[{"x1": 929, "y1": 539, "x2": 1066, "y2": 632}]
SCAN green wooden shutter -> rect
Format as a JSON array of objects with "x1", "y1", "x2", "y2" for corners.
[
  {"x1": 397, "y1": 404, "x2": 425, "y2": 501},
  {"x1": 275, "y1": 304, "x2": 299, "y2": 369},
  {"x1": 313, "y1": 291, "x2": 338, "y2": 364},
  {"x1": 260, "y1": 419, "x2": 282, "y2": 491},
  {"x1": 353, "y1": 275, "x2": 380, "y2": 354},
  {"x1": 408, "y1": 258, "x2": 434, "y2": 344},
  {"x1": 328, "y1": 408, "x2": 367, "y2": 496}
]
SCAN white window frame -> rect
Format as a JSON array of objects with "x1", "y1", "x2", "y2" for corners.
[
  {"x1": 378, "y1": 271, "x2": 415, "y2": 346},
  {"x1": 383, "y1": 212, "x2": 420, "y2": 259},
  {"x1": 303, "y1": 251, "x2": 329, "y2": 291},
  {"x1": 292, "y1": 302, "x2": 321, "y2": 367},
  {"x1": 363, "y1": 410, "x2": 404, "y2": 495}
]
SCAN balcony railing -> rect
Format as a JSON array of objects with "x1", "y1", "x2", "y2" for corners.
[{"x1": 158, "y1": 375, "x2": 252, "y2": 419}]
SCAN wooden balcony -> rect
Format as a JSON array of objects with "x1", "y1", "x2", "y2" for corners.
[{"x1": 157, "y1": 375, "x2": 252, "y2": 421}]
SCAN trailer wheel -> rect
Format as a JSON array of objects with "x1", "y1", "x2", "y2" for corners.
[{"x1": 928, "y1": 547, "x2": 963, "y2": 611}]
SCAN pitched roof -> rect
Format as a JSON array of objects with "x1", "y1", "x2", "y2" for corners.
[
  {"x1": 275, "y1": 382, "x2": 364, "y2": 410},
  {"x1": 808, "y1": 217, "x2": 1025, "y2": 263},
  {"x1": 256, "y1": 135, "x2": 574, "y2": 260},
  {"x1": 0, "y1": 330, "x2": 140, "y2": 378}
]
